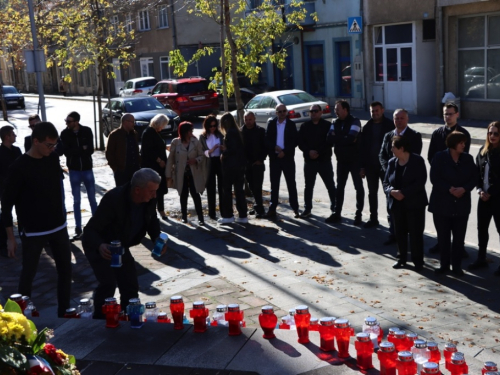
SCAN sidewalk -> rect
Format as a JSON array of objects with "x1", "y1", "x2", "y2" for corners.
[{"x1": 0, "y1": 100, "x2": 498, "y2": 374}]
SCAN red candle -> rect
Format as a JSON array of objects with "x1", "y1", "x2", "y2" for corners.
[
  {"x1": 443, "y1": 343, "x2": 457, "y2": 371},
  {"x1": 318, "y1": 317, "x2": 336, "y2": 352},
  {"x1": 294, "y1": 305, "x2": 311, "y2": 344},
  {"x1": 426, "y1": 342, "x2": 441, "y2": 364},
  {"x1": 334, "y1": 318, "x2": 353, "y2": 358},
  {"x1": 189, "y1": 301, "x2": 209, "y2": 333},
  {"x1": 482, "y1": 361, "x2": 498, "y2": 375},
  {"x1": 378, "y1": 342, "x2": 398, "y2": 375},
  {"x1": 405, "y1": 332, "x2": 418, "y2": 352},
  {"x1": 157, "y1": 312, "x2": 171, "y2": 323},
  {"x1": 279, "y1": 316, "x2": 290, "y2": 330},
  {"x1": 225, "y1": 304, "x2": 243, "y2": 336},
  {"x1": 387, "y1": 327, "x2": 399, "y2": 345},
  {"x1": 355, "y1": 332, "x2": 374, "y2": 370},
  {"x1": 396, "y1": 351, "x2": 417, "y2": 375},
  {"x1": 420, "y1": 361, "x2": 439, "y2": 375},
  {"x1": 309, "y1": 317, "x2": 319, "y2": 331},
  {"x1": 10, "y1": 294, "x2": 26, "y2": 312},
  {"x1": 393, "y1": 330, "x2": 407, "y2": 352},
  {"x1": 169, "y1": 296, "x2": 185, "y2": 330},
  {"x1": 258, "y1": 306, "x2": 277, "y2": 339},
  {"x1": 449, "y1": 352, "x2": 468, "y2": 375},
  {"x1": 63, "y1": 308, "x2": 80, "y2": 319},
  {"x1": 102, "y1": 297, "x2": 121, "y2": 328}
]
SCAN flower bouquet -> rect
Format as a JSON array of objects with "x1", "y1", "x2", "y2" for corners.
[{"x1": 0, "y1": 299, "x2": 79, "y2": 374}]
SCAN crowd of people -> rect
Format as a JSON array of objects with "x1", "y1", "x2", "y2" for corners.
[{"x1": 1, "y1": 99, "x2": 499, "y2": 318}]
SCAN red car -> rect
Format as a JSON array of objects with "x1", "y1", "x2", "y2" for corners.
[{"x1": 151, "y1": 77, "x2": 219, "y2": 117}]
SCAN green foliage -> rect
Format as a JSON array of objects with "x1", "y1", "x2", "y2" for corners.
[{"x1": 3, "y1": 300, "x2": 22, "y2": 315}]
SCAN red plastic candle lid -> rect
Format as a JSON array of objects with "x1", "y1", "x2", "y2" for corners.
[
  {"x1": 334, "y1": 318, "x2": 349, "y2": 328},
  {"x1": 105, "y1": 297, "x2": 117, "y2": 305},
  {"x1": 10, "y1": 293, "x2": 22, "y2": 301},
  {"x1": 451, "y1": 352, "x2": 465, "y2": 365},
  {"x1": 388, "y1": 327, "x2": 400, "y2": 335},
  {"x1": 170, "y1": 296, "x2": 183, "y2": 304},
  {"x1": 395, "y1": 330, "x2": 406, "y2": 339},
  {"x1": 295, "y1": 305, "x2": 309, "y2": 314},
  {"x1": 414, "y1": 339, "x2": 427, "y2": 348},
  {"x1": 158, "y1": 312, "x2": 168, "y2": 318},
  {"x1": 427, "y1": 342, "x2": 438, "y2": 351},
  {"x1": 484, "y1": 362, "x2": 498, "y2": 370},
  {"x1": 228, "y1": 304, "x2": 240, "y2": 312},
  {"x1": 398, "y1": 351, "x2": 413, "y2": 362},
  {"x1": 444, "y1": 342, "x2": 457, "y2": 351},
  {"x1": 261, "y1": 306, "x2": 274, "y2": 314},
  {"x1": 193, "y1": 301, "x2": 205, "y2": 309},
  {"x1": 320, "y1": 317, "x2": 334, "y2": 326},
  {"x1": 406, "y1": 332, "x2": 418, "y2": 341},
  {"x1": 356, "y1": 332, "x2": 371, "y2": 342},
  {"x1": 379, "y1": 341, "x2": 395, "y2": 352},
  {"x1": 422, "y1": 362, "x2": 439, "y2": 374},
  {"x1": 310, "y1": 317, "x2": 319, "y2": 325},
  {"x1": 65, "y1": 308, "x2": 77, "y2": 314}
]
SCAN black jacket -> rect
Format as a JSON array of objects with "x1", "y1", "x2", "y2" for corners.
[
  {"x1": 428, "y1": 150, "x2": 477, "y2": 217},
  {"x1": 265, "y1": 117, "x2": 298, "y2": 160},
  {"x1": 221, "y1": 127, "x2": 246, "y2": 170},
  {"x1": 476, "y1": 146, "x2": 500, "y2": 197},
  {"x1": 82, "y1": 182, "x2": 160, "y2": 256},
  {"x1": 427, "y1": 124, "x2": 471, "y2": 164},
  {"x1": 360, "y1": 116, "x2": 394, "y2": 169},
  {"x1": 330, "y1": 114, "x2": 362, "y2": 162},
  {"x1": 383, "y1": 153, "x2": 428, "y2": 211},
  {"x1": 379, "y1": 127, "x2": 423, "y2": 172},
  {"x1": 298, "y1": 118, "x2": 333, "y2": 162},
  {"x1": 241, "y1": 124, "x2": 267, "y2": 165},
  {"x1": 60, "y1": 125, "x2": 94, "y2": 171},
  {"x1": 140, "y1": 127, "x2": 168, "y2": 195},
  {"x1": 0, "y1": 144, "x2": 22, "y2": 195}
]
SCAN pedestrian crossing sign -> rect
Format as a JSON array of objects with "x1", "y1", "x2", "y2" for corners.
[{"x1": 348, "y1": 17, "x2": 362, "y2": 34}]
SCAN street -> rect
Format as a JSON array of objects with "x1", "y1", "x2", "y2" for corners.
[{"x1": 1, "y1": 96, "x2": 499, "y2": 370}]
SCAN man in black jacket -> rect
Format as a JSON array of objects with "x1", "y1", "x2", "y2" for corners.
[
  {"x1": 0, "y1": 126, "x2": 22, "y2": 257},
  {"x1": 60, "y1": 111, "x2": 97, "y2": 240},
  {"x1": 298, "y1": 104, "x2": 336, "y2": 220},
  {"x1": 360, "y1": 102, "x2": 394, "y2": 228},
  {"x1": 242, "y1": 111, "x2": 267, "y2": 218},
  {"x1": 24, "y1": 114, "x2": 41, "y2": 152},
  {"x1": 82, "y1": 168, "x2": 166, "y2": 319},
  {"x1": 2, "y1": 122, "x2": 71, "y2": 317},
  {"x1": 379, "y1": 109, "x2": 422, "y2": 245},
  {"x1": 330, "y1": 100, "x2": 364, "y2": 225},
  {"x1": 264, "y1": 104, "x2": 300, "y2": 219}
]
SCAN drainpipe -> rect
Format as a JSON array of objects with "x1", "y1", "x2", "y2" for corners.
[
  {"x1": 438, "y1": 4, "x2": 444, "y2": 115},
  {"x1": 171, "y1": 0, "x2": 177, "y2": 49},
  {"x1": 301, "y1": 29, "x2": 305, "y2": 90},
  {"x1": 359, "y1": 0, "x2": 365, "y2": 109}
]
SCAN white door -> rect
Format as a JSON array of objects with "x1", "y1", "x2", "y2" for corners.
[
  {"x1": 112, "y1": 59, "x2": 123, "y2": 95},
  {"x1": 385, "y1": 46, "x2": 414, "y2": 111}
]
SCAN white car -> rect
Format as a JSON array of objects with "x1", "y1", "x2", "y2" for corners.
[
  {"x1": 231, "y1": 89, "x2": 332, "y2": 128},
  {"x1": 119, "y1": 77, "x2": 158, "y2": 97}
]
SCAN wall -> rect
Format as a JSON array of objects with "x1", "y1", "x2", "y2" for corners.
[
  {"x1": 415, "y1": 22, "x2": 437, "y2": 116},
  {"x1": 365, "y1": 0, "x2": 435, "y2": 25}
]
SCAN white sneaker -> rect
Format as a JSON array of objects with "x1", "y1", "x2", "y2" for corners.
[
  {"x1": 217, "y1": 217, "x2": 235, "y2": 224},
  {"x1": 235, "y1": 217, "x2": 248, "y2": 223}
]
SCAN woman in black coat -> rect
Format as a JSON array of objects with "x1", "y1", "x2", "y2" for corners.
[
  {"x1": 218, "y1": 113, "x2": 247, "y2": 224},
  {"x1": 429, "y1": 131, "x2": 478, "y2": 277},
  {"x1": 141, "y1": 114, "x2": 168, "y2": 218},
  {"x1": 383, "y1": 136, "x2": 428, "y2": 271},
  {"x1": 468, "y1": 121, "x2": 500, "y2": 276}
]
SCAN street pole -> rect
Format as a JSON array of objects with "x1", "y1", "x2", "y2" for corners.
[{"x1": 27, "y1": 0, "x2": 47, "y2": 121}]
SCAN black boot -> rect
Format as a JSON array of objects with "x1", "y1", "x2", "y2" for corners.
[{"x1": 467, "y1": 248, "x2": 488, "y2": 270}]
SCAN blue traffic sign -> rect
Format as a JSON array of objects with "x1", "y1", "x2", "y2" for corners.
[{"x1": 348, "y1": 17, "x2": 362, "y2": 34}]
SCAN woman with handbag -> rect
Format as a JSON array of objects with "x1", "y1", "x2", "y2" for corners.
[
  {"x1": 166, "y1": 121, "x2": 205, "y2": 224},
  {"x1": 199, "y1": 115, "x2": 224, "y2": 220},
  {"x1": 141, "y1": 114, "x2": 169, "y2": 219}
]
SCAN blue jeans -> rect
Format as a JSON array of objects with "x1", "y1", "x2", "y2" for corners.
[{"x1": 69, "y1": 170, "x2": 98, "y2": 230}]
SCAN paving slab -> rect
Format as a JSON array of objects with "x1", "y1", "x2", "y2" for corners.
[
  {"x1": 85, "y1": 322, "x2": 192, "y2": 364},
  {"x1": 156, "y1": 326, "x2": 255, "y2": 368}
]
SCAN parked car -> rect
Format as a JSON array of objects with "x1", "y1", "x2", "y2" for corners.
[
  {"x1": 466, "y1": 73, "x2": 500, "y2": 99},
  {"x1": 119, "y1": 77, "x2": 158, "y2": 97},
  {"x1": 2, "y1": 86, "x2": 25, "y2": 109},
  {"x1": 102, "y1": 97, "x2": 180, "y2": 138},
  {"x1": 231, "y1": 89, "x2": 332, "y2": 128},
  {"x1": 463, "y1": 67, "x2": 497, "y2": 86},
  {"x1": 151, "y1": 77, "x2": 219, "y2": 117}
]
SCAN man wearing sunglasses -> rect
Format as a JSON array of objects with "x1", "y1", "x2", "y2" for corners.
[
  {"x1": 24, "y1": 114, "x2": 41, "y2": 152},
  {"x1": 264, "y1": 104, "x2": 300, "y2": 218},
  {"x1": 2, "y1": 122, "x2": 71, "y2": 317},
  {"x1": 298, "y1": 104, "x2": 336, "y2": 220}
]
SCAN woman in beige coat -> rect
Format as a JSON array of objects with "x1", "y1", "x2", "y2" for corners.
[{"x1": 166, "y1": 121, "x2": 206, "y2": 224}]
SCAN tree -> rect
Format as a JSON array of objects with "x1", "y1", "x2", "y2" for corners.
[{"x1": 169, "y1": 0, "x2": 314, "y2": 124}]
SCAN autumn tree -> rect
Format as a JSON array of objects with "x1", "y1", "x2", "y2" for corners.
[{"x1": 169, "y1": 0, "x2": 314, "y2": 123}]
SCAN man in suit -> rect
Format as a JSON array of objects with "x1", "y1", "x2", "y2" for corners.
[
  {"x1": 379, "y1": 109, "x2": 422, "y2": 245},
  {"x1": 25, "y1": 114, "x2": 41, "y2": 152},
  {"x1": 264, "y1": 104, "x2": 300, "y2": 219},
  {"x1": 360, "y1": 101, "x2": 394, "y2": 228}
]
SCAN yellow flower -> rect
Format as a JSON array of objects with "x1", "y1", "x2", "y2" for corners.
[{"x1": 0, "y1": 311, "x2": 32, "y2": 341}]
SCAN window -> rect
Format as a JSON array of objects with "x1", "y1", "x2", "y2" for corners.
[
  {"x1": 336, "y1": 41, "x2": 351, "y2": 96},
  {"x1": 423, "y1": 19, "x2": 436, "y2": 41},
  {"x1": 305, "y1": 44, "x2": 325, "y2": 96},
  {"x1": 138, "y1": 10, "x2": 150, "y2": 31},
  {"x1": 158, "y1": 6, "x2": 168, "y2": 28},
  {"x1": 140, "y1": 58, "x2": 154, "y2": 77},
  {"x1": 125, "y1": 14, "x2": 133, "y2": 32},
  {"x1": 160, "y1": 56, "x2": 170, "y2": 79},
  {"x1": 459, "y1": 15, "x2": 500, "y2": 100},
  {"x1": 111, "y1": 15, "x2": 119, "y2": 35}
]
